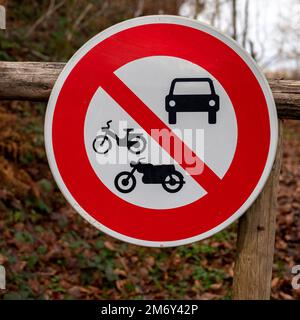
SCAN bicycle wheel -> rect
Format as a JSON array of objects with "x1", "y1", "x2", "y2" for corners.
[
  {"x1": 162, "y1": 171, "x2": 184, "y2": 193},
  {"x1": 128, "y1": 136, "x2": 147, "y2": 154},
  {"x1": 114, "y1": 172, "x2": 136, "y2": 193},
  {"x1": 92, "y1": 135, "x2": 112, "y2": 154}
]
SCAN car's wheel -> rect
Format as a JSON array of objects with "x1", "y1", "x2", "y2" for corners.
[
  {"x1": 208, "y1": 111, "x2": 217, "y2": 124},
  {"x1": 169, "y1": 111, "x2": 177, "y2": 125}
]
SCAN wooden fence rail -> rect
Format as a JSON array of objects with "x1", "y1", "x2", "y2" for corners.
[
  {"x1": 0, "y1": 61, "x2": 299, "y2": 300},
  {"x1": 0, "y1": 62, "x2": 300, "y2": 120}
]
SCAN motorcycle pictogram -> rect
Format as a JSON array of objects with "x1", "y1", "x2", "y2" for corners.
[{"x1": 114, "y1": 158, "x2": 185, "y2": 194}]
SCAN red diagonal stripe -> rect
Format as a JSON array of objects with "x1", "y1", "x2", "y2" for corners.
[{"x1": 100, "y1": 73, "x2": 222, "y2": 193}]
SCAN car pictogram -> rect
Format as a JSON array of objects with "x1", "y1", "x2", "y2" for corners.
[{"x1": 165, "y1": 78, "x2": 220, "y2": 125}]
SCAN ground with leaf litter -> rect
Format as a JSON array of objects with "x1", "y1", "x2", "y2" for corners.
[{"x1": 0, "y1": 100, "x2": 299, "y2": 300}]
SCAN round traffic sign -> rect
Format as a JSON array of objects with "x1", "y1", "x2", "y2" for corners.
[{"x1": 45, "y1": 15, "x2": 278, "y2": 247}]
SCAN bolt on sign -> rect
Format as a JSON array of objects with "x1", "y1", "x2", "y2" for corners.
[{"x1": 45, "y1": 16, "x2": 278, "y2": 247}]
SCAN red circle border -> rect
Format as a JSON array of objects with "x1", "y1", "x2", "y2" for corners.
[{"x1": 51, "y1": 22, "x2": 272, "y2": 242}]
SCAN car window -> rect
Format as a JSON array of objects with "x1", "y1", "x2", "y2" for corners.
[{"x1": 173, "y1": 81, "x2": 211, "y2": 95}]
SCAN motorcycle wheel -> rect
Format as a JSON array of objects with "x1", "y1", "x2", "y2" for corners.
[
  {"x1": 114, "y1": 172, "x2": 137, "y2": 193},
  {"x1": 162, "y1": 171, "x2": 184, "y2": 193},
  {"x1": 128, "y1": 136, "x2": 147, "y2": 154},
  {"x1": 92, "y1": 135, "x2": 112, "y2": 154}
]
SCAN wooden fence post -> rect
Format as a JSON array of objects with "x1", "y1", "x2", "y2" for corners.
[{"x1": 233, "y1": 120, "x2": 283, "y2": 299}]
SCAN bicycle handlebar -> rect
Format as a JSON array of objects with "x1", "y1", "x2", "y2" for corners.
[{"x1": 101, "y1": 120, "x2": 112, "y2": 130}]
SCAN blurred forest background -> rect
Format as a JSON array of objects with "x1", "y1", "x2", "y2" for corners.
[{"x1": 0, "y1": 0, "x2": 299, "y2": 299}]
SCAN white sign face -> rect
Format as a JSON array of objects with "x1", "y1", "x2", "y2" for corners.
[
  {"x1": 45, "y1": 16, "x2": 277, "y2": 247},
  {"x1": 84, "y1": 56, "x2": 237, "y2": 209}
]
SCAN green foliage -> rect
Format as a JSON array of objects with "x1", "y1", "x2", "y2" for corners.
[
  {"x1": 26, "y1": 254, "x2": 39, "y2": 270},
  {"x1": 193, "y1": 266, "x2": 226, "y2": 290},
  {"x1": 38, "y1": 179, "x2": 53, "y2": 193},
  {"x1": 14, "y1": 231, "x2": 35, "y2": 244}
]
